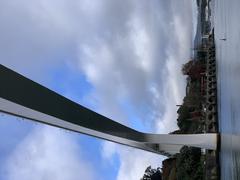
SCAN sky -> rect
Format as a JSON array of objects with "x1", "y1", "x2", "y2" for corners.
[{"x1": 0, "y1": 0, "x2": 197, "y2": 179}]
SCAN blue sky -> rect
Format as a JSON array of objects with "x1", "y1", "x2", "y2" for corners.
[{"x1": 0, "y1": 0, "x2": 196, "y2": 179}]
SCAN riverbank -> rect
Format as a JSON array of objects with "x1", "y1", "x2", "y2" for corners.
[
  {"x1": 161, "y1": 0, "x2": 220, "y2": 179},
  {"x1": 203, "y1": 30, "x2": 220, "y2": 180},
  {"x1": 161, "y1": 29, "x2": 219, "y2": 180}
]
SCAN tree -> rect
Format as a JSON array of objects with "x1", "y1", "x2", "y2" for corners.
[
  {"x1": 182, "y1": 60, "x2": 205, "y2": 80},
  {"x1": 141, "y1": 166, "x2": 162, "y2": 180},
  {"x1": 176, "y1": 146, "x2": 203, "y2": 180},
  {"x1": 182, "y1": 60, "x2": 194, "y2": 75}
]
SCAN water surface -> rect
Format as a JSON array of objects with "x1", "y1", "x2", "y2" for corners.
[{"x1": 214, "y1": 0, "x2": 240, "y2": 179}]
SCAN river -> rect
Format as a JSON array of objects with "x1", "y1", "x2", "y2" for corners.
[{"x1": 214, "y1": 0, "x2": 240, "y2": 179}]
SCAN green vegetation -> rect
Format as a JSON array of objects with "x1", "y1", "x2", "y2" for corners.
[
  {"x1": 177, "y1": 58, "x2": 206, "y2": 134},
  {"x1": 172, "y1": 58, "x2": 207, "y2": 179},
  {"x1": 173, "y1": 59, "x2": 206, "y2": 179},
  {"x1": 161, "y1": 57, "x2": 207, "y2": 180},
  {"x1": 176, "y1": 146, "x2": 203, "y2": 180},
  {"x1": 141, "y1": 166, "x2": 162, "y2": 180}
]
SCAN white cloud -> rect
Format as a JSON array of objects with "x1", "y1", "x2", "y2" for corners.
[
  {"x1": 101, "y1": 141, "x2": 118, "y2": 164},
  {"x1": 77, "y1": 0, "x2": 193, "y2": 132},
  {"x1": 117, "y1": 149, "x2": 165, "y2": 180},
  {"x1": 101, "y1": 141, "x2": 165, "y2": 180},
  {"x1": 4, "y1": 126, "x2": 96, "y2": 180}
]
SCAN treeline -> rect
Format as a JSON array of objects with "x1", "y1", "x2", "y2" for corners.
[
  {"x1": 141, "y1": 50, "x2": 208, "y2": 179},
  {"x1": 176, "y1": 59, "x2": 206, "y2": 134},
  {"x1": 163, "y1": 58, "x2": 207, "y2": 180}
]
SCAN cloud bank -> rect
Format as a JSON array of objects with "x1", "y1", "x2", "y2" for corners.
[
  {"x1": 76, "y1": 0, "x2": 193, "y2": 133},
  {"x1": 4, "y1": 126, "x2": 95, "y2": 180},
  {"x1": 101, "y1": 141, "x2": 165, "y2": 180},
  {"x1": 0, "y1": 0, "x2": 194, "y2": 179}
]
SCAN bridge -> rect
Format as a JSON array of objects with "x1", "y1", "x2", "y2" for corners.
[{"x1": 0, "y1": 65, "x2": 218, "y2": 157}]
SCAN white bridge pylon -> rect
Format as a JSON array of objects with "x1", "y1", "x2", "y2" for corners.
[{"x1": 0, "y1": 65, "x2": 218, "y2": 157}]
